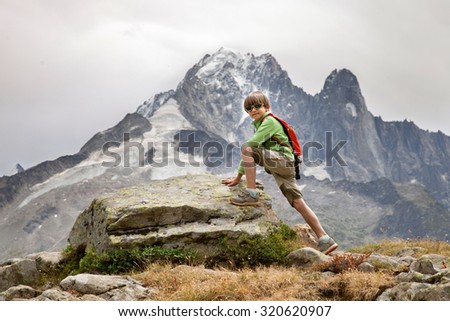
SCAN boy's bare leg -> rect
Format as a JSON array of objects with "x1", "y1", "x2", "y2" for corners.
[
  {"x1": 292, "y1": 198, "x2": 326, "y2": 238},
  {"x1": 242, "y1": 146, "x2": 256, "y2": 189}
]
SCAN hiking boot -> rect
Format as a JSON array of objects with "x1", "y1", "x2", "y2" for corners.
[
  {"x1": 229, "y1": 190, "x2": 259, "y2": 206},
  {"x1": 318, "y1": 237, "x2": 338, "y2": 255}
]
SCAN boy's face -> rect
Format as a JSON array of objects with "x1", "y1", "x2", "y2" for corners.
[{"x1": 245, "y1": 103, "x2": 268, "y2": 121}]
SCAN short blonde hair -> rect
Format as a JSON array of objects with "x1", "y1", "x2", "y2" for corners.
[{"x1": 244, "y1": 91, "x2": 270, "y2": 110}]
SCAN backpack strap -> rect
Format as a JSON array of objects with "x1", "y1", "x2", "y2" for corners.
[
  {"x1": 261, "y1": 113, "x2": 294, "y2": 152},
  {"x1": 261, "y1": 113, "x2": 302, "y2": 179}
]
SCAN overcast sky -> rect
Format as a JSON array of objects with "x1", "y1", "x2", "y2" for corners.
[{"x1": 1, "y1": 0, "x2": 449, "y2": 176}]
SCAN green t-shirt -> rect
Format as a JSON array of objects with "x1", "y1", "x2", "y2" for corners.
[{"x1": 237, "y1": 112, "x2": 294, "y2": 175}]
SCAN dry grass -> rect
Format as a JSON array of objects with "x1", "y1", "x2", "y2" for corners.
[
  {"x1": 350, "y1": 239, "x2": 450, "y2": 257},
  {"x1": 130, "y1": 239, "x2": 448, "y2": 301},
  {"x1": 315, "y1": 271, "x2": 395, "y2": 300},
  {"x1": 133, "y1": 263, "x2": 394, "y2": 301}
]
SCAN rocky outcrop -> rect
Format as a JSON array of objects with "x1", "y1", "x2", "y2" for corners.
[
  {"x1": 58, "y1": 274, "x2": 155, "y2": 301},
  {"x1": 1, "y1": 274, "x2": 154, "y2": 301},
  {"x1": 68, "y1": 174, "x2": 278, "y2": 256},
  {"x1": 376, "y1": 252, "x2": 450, "y2": 301},
  {"x1": 286, "y1": 247, "x2": 331, "y2": 268},
  {"x1": 341, "y1": 248, "x2": 450, "y2": 301},
  {"x1": 0, "y1": 252, "x2": 64, "y2": 292},
  {"x1": 0, "y1": 249, "x2": 154, "y2": 301}
]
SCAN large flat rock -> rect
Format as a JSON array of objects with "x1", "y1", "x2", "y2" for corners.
[{"x1": 68, "y1": 174, "x2": 278, "y2": 256}]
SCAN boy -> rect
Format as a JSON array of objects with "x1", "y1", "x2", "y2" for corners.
[{"x1": 221, "y1": 91, "x2": 338, "y2": 254}]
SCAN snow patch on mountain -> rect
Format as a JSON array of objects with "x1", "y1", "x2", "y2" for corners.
[
  {"x1": 136, "y1": 90, "x2": 176, "y2": 119},
  {"x1": 19, "y1": 159, "x2": 108, "y2": 208},
  {"x1": 148, "y1": 99, "x2": 193, "y2": 134},
  {"x1": 195, "y1": 48, "x2": 271, "y2": 94},
  {"x1": 196, "y1": 48, "x2": 241, "y2": 78},
  {"x1": 19, "y1": 97, "x2": 209, "y2": 201},
  {"x1": 302, "y1": 164, "x2": 331, "y2": 181},
  {"x1": 346, "y1": 103, "x2": 357, "y2": 118},
  {"x1": 144, "y1": 98, "x2": 208, "y2": 180},
  {"x1": 17, "y1": 98, "x2": 206, "y2": 207},
  {"x1": 238, "y1": 112, "x2": 249, "y2": 126}
]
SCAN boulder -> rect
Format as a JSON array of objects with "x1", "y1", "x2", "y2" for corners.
[
  {"x1": 377, "y1": 282, "x2": 434, "y2": 301},
  {"x1": 366, "y1": 253, "x2": 409, "y2": 272},
  {"x1": 0, "y1": 251, "x2": 68, "y2": 293},
  {"x1": 60, "y1": 274, "x2": 155, "y2": 301},
  {"x1": 34, "y1": 289, "x2": 78, "y2": 301},
  {"x1": 0, "y1": 285, "x2": 41, "y2": 301},
  {"x1": 377, "y1": 259, "x2": 450, "y2": 300},
  {"x1": 291, "y1": 224, "x2": 318, "y2": 248},
  {"x1": 410, "y1": 258, "x2": 439, "y2": 275},
  {"x1": 0, "y1": 259, "x2": 40, "y2": 292},
  {"x1": 409, "y1": 254, "x2": 448, "y2": 274},
  {"x1": 25, "y1": 252, "x2": 66, "y2": 273},
  {"x1": 68, "y1": 174, "x2": 279, "y2": 257},
  {"x1": 285, "y1": 247, "x2": 331, "y2": 269},
  {"x1": 413, "y1": 282, "x2": 450, "y2": 301}
]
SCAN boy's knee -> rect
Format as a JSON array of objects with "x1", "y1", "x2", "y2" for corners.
[
  {"x1": 279, "y1": 183, "x2": 303, "y2": 207},
  {"x1": 291, "y1": 197, "x2": 303, "y2": 208},
  {"x1": 241, "y1": 145, "x2": 253, "y2": 155},
  {"x1": 242, "y1": 146, "x2": 264, "y2": 166}
]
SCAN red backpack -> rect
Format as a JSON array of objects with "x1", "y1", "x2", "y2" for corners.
[{"x1": 262, "y1": 113, "x2": 303, "y2": 179}]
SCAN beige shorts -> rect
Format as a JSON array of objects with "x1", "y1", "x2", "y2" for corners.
[{"x1": 250, "y1": 147, "x2": 303, "y2": 206}]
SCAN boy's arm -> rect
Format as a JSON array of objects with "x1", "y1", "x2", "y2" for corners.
[
  {"x1": 245, "y1": 117, "x2": 276, "y2": 147},
  {"x1": 236, "y1": 117, "x2": 278, "y2": 174}
]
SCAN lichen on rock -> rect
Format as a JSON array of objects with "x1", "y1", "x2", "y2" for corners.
[{"x1": 68, "y1": 174, "x2": 279, "y2": 257}]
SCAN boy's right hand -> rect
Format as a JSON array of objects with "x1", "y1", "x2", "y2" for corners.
[{"x1": 221, "y1": 177, "x2": 240, "y2": 187}]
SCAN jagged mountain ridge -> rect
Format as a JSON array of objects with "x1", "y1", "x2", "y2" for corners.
[{"x1": 0, "y1": 47, "x2": 449, "y2": 261}]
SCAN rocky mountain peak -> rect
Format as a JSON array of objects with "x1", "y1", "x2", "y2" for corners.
[
  {"x1": 190, "y1": 47, "x2": 285, "y2": 89},
  {"x1": 136, "y1": 90, "x2": 175, "y2": 119},
  {"x1": 321, "y1": 68, "x2": 362, "y2": 99},
  {"x1": 11, "y1": 164, "x2": 24, "y2": 176},
  {"x1": 325, "y1": 68, "x2": 359, "y2": 82},
  {"x1": 196, "y1": 47, "x2": 243, "y2": 73},
  {"x1": 324, "y1": 68, "x2": 360, "y2": 89},
  {"x1": 318, "y1": 68, "x2": 367, "y2": 116},
  {"x1": 173, "y1": 48, "x2": 301, "y2": 143}
]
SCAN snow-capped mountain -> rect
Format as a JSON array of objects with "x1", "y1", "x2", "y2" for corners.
[{"x1": 1, "y1": 48, "x2": 449, "y2": 261}]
